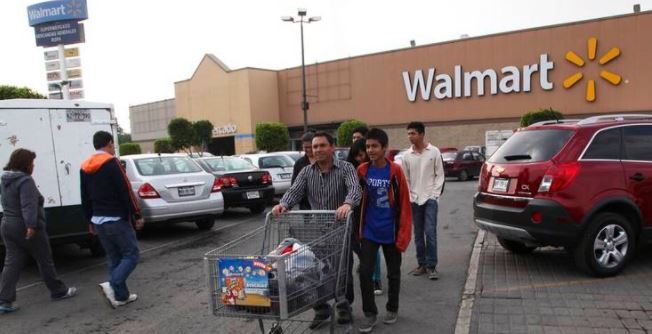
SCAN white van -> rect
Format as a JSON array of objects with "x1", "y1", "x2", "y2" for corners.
[{"x1": 0, "y1": 99, "x2": 117, "y2": 261}]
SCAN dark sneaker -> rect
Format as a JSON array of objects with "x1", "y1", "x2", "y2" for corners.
[
  {"x1": 52, "y1": 287, "x2": 77, "y2": 301},
  {"x1": 410, "y1": 266, "x2": 427, "y2": 276},
  {"x1": 383, "y1": 311, "x2": 398, "y2": 324},
  {"x1": 373, "y1": 280, "x2": 383, "y2": 296},
  {"x1": 358, "y1": 314, "x2": 377, "y2": 333},
  {"x1": 309, "y1": 313, "x2": 331, "y2": 330},
  {"x1": 428, "y1": 268, "x2": 439, "y2": 280},
  {"x1": 337, "y1": 308, "x2": 353, "y2": 324},
  {"x1": 0, "y1": 303, "x2": 18, "y2": 314}
]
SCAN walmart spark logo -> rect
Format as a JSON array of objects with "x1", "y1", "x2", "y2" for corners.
[
  {"x1": 563, "y1": 37, "x2": 622, "y2": 102},
  {"x1": 65, "y1": 0, "x2": 84, "y2": 16}
]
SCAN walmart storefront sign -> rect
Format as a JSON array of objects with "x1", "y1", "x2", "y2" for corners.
[
  {"x1": 28, "y1": 0, "x2": 88, "y2": 26},
  {"x1": 403, "y1": 54, "x2": 554, "y2": 102}
]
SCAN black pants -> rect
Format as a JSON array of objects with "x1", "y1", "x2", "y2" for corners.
[{"x1": 359, "y1": 238, "x2": 401, "y2": 316}]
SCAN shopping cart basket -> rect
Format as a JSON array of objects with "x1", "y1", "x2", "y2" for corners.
[{"x1": 204, "y1": 210, "x2": 353, "y2": 334}]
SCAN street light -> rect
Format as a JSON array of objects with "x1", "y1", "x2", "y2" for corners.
[{"x1": 281, "y1": 8, "x2": 320, "y2": 133}]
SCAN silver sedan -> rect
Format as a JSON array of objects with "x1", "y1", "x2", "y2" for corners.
[{"x1": 120, "y1": 154, "x2": 224, "y2": 230}]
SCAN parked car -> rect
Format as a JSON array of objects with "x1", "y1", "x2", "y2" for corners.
[
  {"x1": 276, "y1": 151, "x2": 303, "y2": 162},
  {"x1": 239, "y1": 153, "x2": 295, "y2": 195},
  {"x1": 473, "y1": 114, "x2": 652, "y2": 277},
  {"x1": 195, "y1": 156, "x2": 274, "y2": 214},
  {"x1": 443, "y1": 150, "x2": 485, "y2": 181},
  {"x1": 463, "y1": 145, "x2": 486, "y2": 155},
  {"x1": 333, "y1": 147, "x2": 350, "y2": 161},
  {"x1": 393, "y1": 149, "x2": 409, "y2": 166},
  {"x1": 120, "y1": 154, "x2": 224, "y2": 230}
]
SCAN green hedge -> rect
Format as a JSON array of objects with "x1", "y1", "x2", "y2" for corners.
[
  {"x1": 154, "y1": 138, "x2": 175, "y2": 153},
  {"x1": 119, "y1": 143, "x2": 142, "y2": 156},
  {"x1": 520, "y1": 108, "x2": 564, "y2": 127},
  {"x1": 337, "y1": 119, "x2": 367, "y2": 147},
  {"x1": 255, "y1": 123, "x2": 289, "y2": 152}
]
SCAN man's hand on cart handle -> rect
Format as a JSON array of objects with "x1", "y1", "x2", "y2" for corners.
[
  {"x1": 271, "y1": 204, "x2": 288, "y2": 216},
  {"x1": 336, "y1": 203, "x2": 352, "y2": 220}
]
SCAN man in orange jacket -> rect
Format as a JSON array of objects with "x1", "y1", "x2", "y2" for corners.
[{"x1": 356, "y1": 128, "x2": 412, "y2": 333}]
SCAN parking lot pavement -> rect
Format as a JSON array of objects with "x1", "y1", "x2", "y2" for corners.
[{"x1": 470, "y1": 233, "x2": 652, "y2": 334}]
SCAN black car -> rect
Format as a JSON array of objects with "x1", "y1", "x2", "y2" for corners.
[{"x1": 195, "y1": 157, "x2": 274, "y2": 214}]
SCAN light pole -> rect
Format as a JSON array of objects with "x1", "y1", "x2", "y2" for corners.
[{"x1": 282, "y1": 9, "x2": 321, "y2": 133}]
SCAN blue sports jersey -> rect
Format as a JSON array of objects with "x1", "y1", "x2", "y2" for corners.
[{"x1": 364, "y1": 163, "x2": 395, "y2": 244}]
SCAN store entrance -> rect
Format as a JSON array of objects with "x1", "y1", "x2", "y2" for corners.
[{"x1": 208, "y1": 136, "x2": 235, "y2": 156}]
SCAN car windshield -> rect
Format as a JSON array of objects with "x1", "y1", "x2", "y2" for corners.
[
  {"x1": 285, "y1": 152, "x2": 302, "y2": 161},
  {"x1": 488, "y1": 129, "x2": 574, "y2": 163},
  {"x1": 259, "y1": 155, "x2": 294, "y2": 168},
  {"x1": 203, "y1": 157, "x2": 255, "y2": 172},
  {"x1": 135, "y1": 157, "x2": 202, "y2": 176},
  {"x1": 442, "y1": 152, "x2": 457, "y2": 161}
]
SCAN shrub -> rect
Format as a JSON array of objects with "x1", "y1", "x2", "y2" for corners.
[
  {"x1": 255, "y1": 123, "x2": 289, "y2": 152},
  {"x1": 520, "y1": 108, "x2": 564, "y2": 127},
  {"x1": 336, "y1": 119, "x2": 367, "y2": 147},
  {"x1": 168, "y1": 118, "x2": 195, "y2": 152},
  {"x1": 154, "y1": 138, "x2": 175, "y2": 153},
  {"x1": 119, "y1": 143, "x2": 142, "y2": 156}
]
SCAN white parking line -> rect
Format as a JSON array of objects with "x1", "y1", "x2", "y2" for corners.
[
  {"x1": 16, "y1": 222, "x2": 239, "y2": 292},
  {"x1": 454, "y1": 229, "x2": 486, "y2": 334}
]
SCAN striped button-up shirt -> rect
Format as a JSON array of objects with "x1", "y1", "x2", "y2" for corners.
[{"x1": 280, "y1": 158, "x2": 361, "y2": 210}]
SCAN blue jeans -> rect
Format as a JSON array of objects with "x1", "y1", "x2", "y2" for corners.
[
  {"x1": 411, "y1": 199, "x2": 438, "y2": 269},
  {"x1": 95, "y1": 219, "x2": 140, "y2": 302}
]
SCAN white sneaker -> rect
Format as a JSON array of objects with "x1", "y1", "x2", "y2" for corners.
[
  {"x1": 114, "y1": 294, "x2": 138, "y2": 307},
  {"x1": 98, "y1": 282, "x2": 117, "y2": 309}
]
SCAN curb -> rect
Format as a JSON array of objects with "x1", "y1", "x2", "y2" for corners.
[{"x1": 454, "y1": 229, "x2": 485, "y2": 334}]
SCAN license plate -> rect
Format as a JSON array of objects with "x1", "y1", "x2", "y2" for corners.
[
  {"x1": 279, "y1": 173, "x2": 291, "y2": 180},
  {"x1": 492, "y1": 178, "x2": 509, "y2": 192},
  {"x1": 178, "y1": 186, "x2": 195, "y2": 197},
  {"x1": 246, "y1": 191, "x2": 261, "y2": 199}
]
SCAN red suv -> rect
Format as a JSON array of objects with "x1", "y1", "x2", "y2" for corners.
[{"x1": 474, "y1": 115, "x2": 652, "y2": 277}]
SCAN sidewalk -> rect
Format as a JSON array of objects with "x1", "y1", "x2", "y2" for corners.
[{"x1": 470, "y1": 233, "x2": 652, "y2": 334}]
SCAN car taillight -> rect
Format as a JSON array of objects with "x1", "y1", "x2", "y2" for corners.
[
  {"x1": 537, "y1": 162, "x2": 581, "y2": 193},
  {"x1": 138, "y1": 183, "x2": 160, "y2": 199},
  {"x1": 262, "y1": 172, "x2": 272, "y2": 184},
  {"x1": 212, "y1": 176, "x2": 238, "y2": 192}
]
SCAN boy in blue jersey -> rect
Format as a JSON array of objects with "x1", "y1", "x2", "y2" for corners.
[{"x1": 356, "y1": 128, "x2": 413, "y2": 333}]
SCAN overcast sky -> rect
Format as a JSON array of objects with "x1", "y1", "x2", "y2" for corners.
[{"x1": 2, "y1": 0, "x2": 650, "y2": 132}]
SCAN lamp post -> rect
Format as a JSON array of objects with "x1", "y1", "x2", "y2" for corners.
[{"x1": 282, "y1": 9, "x2": 321, "y2": 133}]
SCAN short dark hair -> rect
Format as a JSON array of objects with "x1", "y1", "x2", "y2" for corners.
[
  {"x1": 366, "y1": 128, "x2": 389, "y2": 148},
  {"x1": 313, "y1": 131, "x2": 335, "y2": 145},
  {"x1": 352, "y1": 126, "x2": 369, "y2": 137},
  {"x1": 4, "y1": 148, "x2": 36, "y2": 174},
  {"x1": 301, "y1": 132, "x2": 315, "y2": 143},
  {"x1": 93, "y1": 131, "x2": 114, "y2": 150},
  {"x1": 407, "y1": 121, "x2": 425, "y2": 134}
]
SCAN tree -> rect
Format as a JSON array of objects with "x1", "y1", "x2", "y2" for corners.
[
  {"x1": 154, "y1": 138, "x2": 175, "y2": 153},
  {"x1": 168, "y1": 118, "x2": 195, "y2": 153},
  {"x1": 0, "y1": 85, "x2": 46, "y2": 100},
  {"x1": 337, "y1": 119, "x2": 367, "y2": 147},
  {"x1": 119, "y1": 143, "x2": 142, "y2": 156},
  {"x1": 520, "y1": 108, "x2": 564, "y2": 127},
  {"x1": 255, "y1": 123, "x2": 289, "y2": 152},
  {"x1": 193, "y1": 120, "x2": 214, "y2": 155},
  {"x1": 117, "y1": 125, "x2": 132, "y2": 144}
]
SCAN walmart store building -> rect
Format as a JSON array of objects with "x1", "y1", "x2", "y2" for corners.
[{"x1": 173, "y1": 11, "x2": 652, "y2": 155}]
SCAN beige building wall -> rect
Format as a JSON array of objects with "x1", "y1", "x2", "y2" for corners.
[{"x1": 175, "y1": 55, "x2": 281, "y2": 154}]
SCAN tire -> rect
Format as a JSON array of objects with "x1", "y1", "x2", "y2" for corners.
[
  {"x1": 249, "y1": 204, "x2": 266, "y2": 214},
  {"x1": 574, "y1": 212, "x2": 635, "y2": 277},
  {"x1": 496, "y1": 236, "x2": 536, "y2": 254},
  {"x1": 458, "y1": 170, "x2": 469, "y2": 181},
  {"x1": 88, "y1": 237, "x2": 106, "y2": 257},
  {"x1": 196, "y1": 218, "x2": 215, "y2": 230}
]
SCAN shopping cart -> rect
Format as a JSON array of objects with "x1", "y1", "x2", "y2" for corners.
[{"x1": 204, "y1": 210, "x2": 353, "y2": 334}]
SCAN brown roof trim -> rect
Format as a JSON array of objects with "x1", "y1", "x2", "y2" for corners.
[
  {"x1": 280, "y1": 10, "x2": 652, "y2": 71},
  {"x1": 174, "y1": 54, "x2": 277, "y2": 84}
]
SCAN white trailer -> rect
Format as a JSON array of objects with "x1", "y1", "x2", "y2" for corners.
[{"x1": 0, "y1": 99, "x2": 117, "y2": 258}]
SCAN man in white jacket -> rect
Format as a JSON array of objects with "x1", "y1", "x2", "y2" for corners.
[{"x1": 400, "y1": 122, "x2": 445, "y2": 280}]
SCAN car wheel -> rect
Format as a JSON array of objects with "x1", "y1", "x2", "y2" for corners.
[
  {"x1": 89, "y1": 236, "x2": 106, "y2": 257},
  {"x1": 496, "y1": 236, "x2": 536, "y2": 254},
  {"x1": 458, "y1": 170, "x2": 469, "y2": 181},
  {"x1": 574, "y1": 212, "x2": 634, "y2": 277},
  {"x1": 196, "y1": 218, "x2": 215, "y2": 230},
  {"x1": 249, "y1": 204, "x2": 266, "y2": 214}
]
